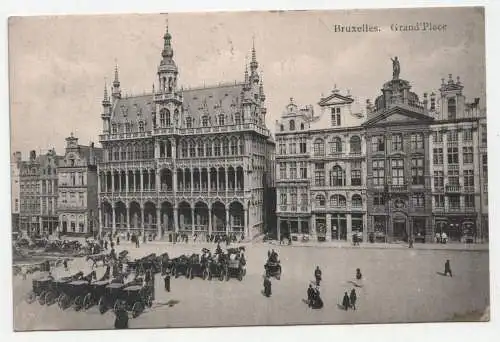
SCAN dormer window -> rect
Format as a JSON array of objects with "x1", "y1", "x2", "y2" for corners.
[
  {"x1": 186, "y1": 117, "x2": 192, "y2": 128},
  {"x1": 331, "y1": 107, "x2": 341, "y2": 126},
  {"x1": 202, "y1": 115, "x2": 209, "y2": 127},
  {"x1": 138, "y1": 121, "x2": 145, "y2": 132},
  {"x1": 289, "y1": 120, "x2": 295, "y2": 131},
  {"x1": 218, "y1": 114, "x2": 225, "y2": 126}
]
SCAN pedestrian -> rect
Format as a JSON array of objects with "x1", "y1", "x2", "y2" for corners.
[
  {"x1": 263, "y1": 275, "x2": 272, "y2": 297},
  {"x1": 164, "y1": 272, "x2": 171, "y2": 292},
  {"x1": 127, "y1": 232, "x2": 130, "y2": 241},
  {"x1": 63, "y1": 259, "x2": 68, "y2": 271},
  {"x1": 350, "y1": 288, "x2": 357, "y2": 310},
  {"x1": 444, "y1": 259, "x2": 452, "y2": 277},
  {"x1": 104, "y1": 240, "x2": 108, "y2": 250},
  {"x1": 409, "y1": 238, "x2": 414, "y2": 248},
  {"x1": 314, "y1": 266, "x2": 322, "y2": 286},
  {"x1": 342, "y1": 291, "x2": 350, "y2": 310},
  {"x1": 136, "y1": 237, "x2": 140, "y2": 248},
  {"x1": 114, "y1": 305, "x2": 129, "y2": 329},
  {"x1": 307, "y1": 284, "x2": 315, "y2": 307},
  {"x1": 117, "y1": 236, "x2": 120, "y2": 246},
  {"x1": 356, "y1": 268, "x2": 362, "y2": 280}
]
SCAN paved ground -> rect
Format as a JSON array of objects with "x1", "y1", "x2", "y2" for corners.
[{"x1": 12, "y1": 241, "x2": 489, "y2": 331}]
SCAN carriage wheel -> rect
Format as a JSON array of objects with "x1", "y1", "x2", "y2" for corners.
[
  {"x1": 113, "y1": 299, "x2": 123, "y2": 313},
  {"x1": 243, "y1": 268, "x2": 247, "y2": 277},
  {"x1": 38, "y1": 291, "x2": 47, "y2": 305},
  {"x1": 61, "y1": 294, "x2": 71, "y2": 310},
  {"x1": 56, "y1": 294, "x2": 64, "y2": 308},
  {"x1": 45, "y1": 291, "x2": 56, "y2": 306},
  {"x1": 146, "y1": 295, "x2": 153, "y2": 308},
  {"x1": 82, "y1": 293, "x2": 92, "y2": 311},
  {"x1": 132, "y1": 302, "x2": 144, "y2": 318},
  {"x1": 238, "y1": 269, "x2": 243, "y2": 281},
  {"x1": 98, "y1": 296, "x2": 106, "y2": 314},
  {"x1": 73, "y1": 296, "x2": 83, "y2": 311},
  {"x1": 26, "y1": 291, "x2": 36, "y2": 304},
  {"x1": 276, "y1": 267, "x2": 281, "y2": 280}
]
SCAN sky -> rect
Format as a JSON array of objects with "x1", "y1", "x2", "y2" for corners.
[{"x1": 8, "y1": 7, "x2": 485, "y2": 157}]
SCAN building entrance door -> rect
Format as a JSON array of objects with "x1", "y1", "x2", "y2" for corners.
[{"x1": 393, "y1": 220, "x2": 407, "y2": 242}]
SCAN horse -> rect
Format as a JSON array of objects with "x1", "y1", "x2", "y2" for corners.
[{"x1": 86, "y1": 254, "x2": 108, "y2": 268}]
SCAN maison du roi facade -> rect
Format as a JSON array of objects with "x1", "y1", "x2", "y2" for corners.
[
  {"x1": 14, "y1": 135, "x2": 102, "y2": 236},
  {"x1": 275, "y1": 71, "x2": 488, "y2": 243},
  {"x1": 97, "y1": 26, "x2": 275, "y2": 240}
]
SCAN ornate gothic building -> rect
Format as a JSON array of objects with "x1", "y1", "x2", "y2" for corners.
[{"x1": 98, "y1": 26, "x2": 275, "y2": 240}]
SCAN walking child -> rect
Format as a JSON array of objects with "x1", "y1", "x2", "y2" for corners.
[
  {"x1": 350, "y1": 288, "x2": 357, "y2": 310},
  {"x1": 444, "y1": 259, "x2": 452, "y2": 277}
]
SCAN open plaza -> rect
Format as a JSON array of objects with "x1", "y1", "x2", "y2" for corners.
[{"x1": 13, "y1": 240, "x2": 489, "y2": 330}]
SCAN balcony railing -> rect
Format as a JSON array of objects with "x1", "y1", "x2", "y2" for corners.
[
  {"x1": 464, "y1": 186, "x2": 475, "y2": 193},
  {"x1": 445, "y1": 184, "x2": 461, "y2": 193},
  {"x1": 389, "y1": 184, "x2": 408, "y2": 192}
]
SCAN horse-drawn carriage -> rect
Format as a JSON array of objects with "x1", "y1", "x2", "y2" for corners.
[
  {"x1": 169, "y1": 255, "x2": 191, "y2": 278},
  {"x1": 58, "y1": 272, "x2": 96, "y2": 311},
  {"x1": 265, "y1": 252, "x2": 281, "y2": 280},
  {"x1": 127, "y1": 253, "x2": 162, "y2": 274},
  {"x1": 115, "y1": 284, "x2": 153, "y2": 318},
  {"x1": 206, "y1": 254, "x2": 226, "y2": 281},
  {"x1": 98, "y1": 277, "x2": 150, "y2": 317},
  {"x1": 26, "y1": 271, "x2": 84, "y2": 306},
  {"x1": 225, "y1": 248, "x2": 246, "y2": 281},
  {"x1": 187, "y1": 253, "x2": 208, "y2": 280}
]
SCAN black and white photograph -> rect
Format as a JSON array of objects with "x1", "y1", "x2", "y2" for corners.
[{"x1": 8, "y1": 6, "x2": 490, "y2": 332}]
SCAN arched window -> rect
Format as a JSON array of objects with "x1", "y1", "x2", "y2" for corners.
[
  {"x1": 352, "y1": 194, "x2": 362, "y2": 208},
  {"x1": 160, "y1": 109, "x2": 167, "y2": 127},
  {"x1": 223, "y1": 138, "x2": 230, "y2": 155},
  {"x1": 219, "y1": 114, "x2": 225, "y2": 126},
  {"x1": 197, "y1": 140, "x2": 204, "y2": 157},
  {"x1": 329, "y1": 137, "x2": 342, "y2": 154},
  {"x1": 174, "y1": 109, "x2": 179, "y2": 123},
  {"x1": 316, "y1": 194, "x2": 326, "y2": 207},
  {"x1": 239, "y1": 138, "x2": 244, "y2": 155},
  {"x1": 235, "y1": 114, "x2": 241, "y2": 125},
  {"x1": 202, "y1": 115, "x2": 208, "y2": 127},
  {"x1": 330, "y1": 195, "x2": 346, "y2": 207},
  {"x1": 230, "y1": 137, "x2": 238, "y2": 155},
  {"x1": 448, "y1": 98, "x2": 457, "y2": 120},
  {"x1": 165, "y1": 109, "x2": 171, "y2": 126},
  {"x1": 205, "y1": 139, "x2": 213, "y2": 157},
  {"x1": 313, "y1": 138, "x2": 325, "y2": 156},
  {"x1": 280, "y1": 124, "x2": 284, "y2": 132},
  {"x1": 186, "y1": 117, "x2": 192, "y2": 128},
  {"x1": 300, "y1": 123, "x2": 305, "y2": 130},
  {"x1": 289, "y1": 120, "x2": 295, "y2": 131},
  {"x1": 138, "y1": 121, "x2": 144, "y2": 132},
  {"x1": 214, "y1": 139, "x2": 221, "y2": 156},
  {"x1": 189, "y1": 140, "x2": 196, "y2": 157},
  {"x1": 350, "y1": 136, "x2": 361, "y2": 153},
  {"x1": 330, "y1": 165, "x2": 345, "y2": 186},
  {"x1": 181, "y1": 141, "x2": 188, "y2": 158}
]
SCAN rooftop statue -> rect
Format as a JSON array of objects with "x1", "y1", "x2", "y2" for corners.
[{"x1": 391, "y1": 56, "x2": 400, "y2": 80}]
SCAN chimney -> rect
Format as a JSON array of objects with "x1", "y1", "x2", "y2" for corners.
[{"x1": 30, "y1": 150, "x2": 36, "y2": 161}]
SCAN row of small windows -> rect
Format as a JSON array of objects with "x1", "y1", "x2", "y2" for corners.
[
  {"x1": 371, "y1": 158, "x2": 425, "y2": 186},
  {"x1": 432, "y1": 147, "x2": 474, "y2": 165},
  {"x1": 372, "y1": 194, "x2": 427, "y2": 208},
  {"x1": 312, "y1": 162, "x2": 363, "y2": 186},
  {"x1": 112, "y1": 121, "x2": 145, "y2": 134},
  {"x1": 433, "y1": 169, "x2": 475, "y2": 188},
  {"x1": 371, "y1": 133, "x2": 424, "y2": 153},
  {"x1": 107, "y1": 144, "x2": 155, "y2": 161},
  {"x1": 315, "y1": 194, "x2": 363, "y2": 208},
  {"x1": 313, "y1": 136, "x2": 362, "y2": 156},
  {"x1": 180, "y1": 138, "x2": 244, "y2": 158},
  {"x1": 432, "y1": 129, "x2": 474, "y2": 143},
  {"x1": 159, "y1": 108, "x2": 243, "y2": 128}
]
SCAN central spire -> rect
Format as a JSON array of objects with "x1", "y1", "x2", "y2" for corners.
[{"x1": 162, "y1": 21, "x2": 174, "y2": 60}]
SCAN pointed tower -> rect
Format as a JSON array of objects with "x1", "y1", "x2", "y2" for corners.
[
  {"x1": 154, "y1": 22, "x2": 182, "y2": 129},
  {"x1": 157, "y1": 23, "x2": 179, "y2": 93},
  {"x1": 101, "y1": 81, "x2": 112, "y2": 133},
  {"x1": 112, "y1": 64, "x2": 121, "y2": 102},
  {"x1": 439, "y1": 74, "x2": 465, "y2": 120}
]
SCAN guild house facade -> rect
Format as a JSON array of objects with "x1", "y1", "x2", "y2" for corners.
[
  {"x1": 276, "y1": 59, "x2": 488, "y2": 243},
  {"x1": 98, "y1": 26, "x2": 275, "y2": 240},
  {"x1": 275, "y1": 91, "x2": 367, "y2": 242},
  {"x1": 57, "y1": 134, "x2": 102, "y2": 236}
]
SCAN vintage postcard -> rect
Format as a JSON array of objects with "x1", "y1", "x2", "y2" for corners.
[{"x1": 9, "y1": 7, "x2": 489, "y2": 331}]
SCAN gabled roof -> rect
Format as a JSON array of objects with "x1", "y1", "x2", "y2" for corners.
[
  {"x1": 318, "y1": 92, "x2": 354, "y2": 107},
  {"x1": 362, "y1": 105, "x2": 434, "y2": 127}
]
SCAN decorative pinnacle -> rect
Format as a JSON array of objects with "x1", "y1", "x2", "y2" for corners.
[
  {"x1": 113, "y1": 61, "x2": 120, "y2": 86},
  {"x1": 103, "y1": 78, "x2": 109, "y2": 101}
]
